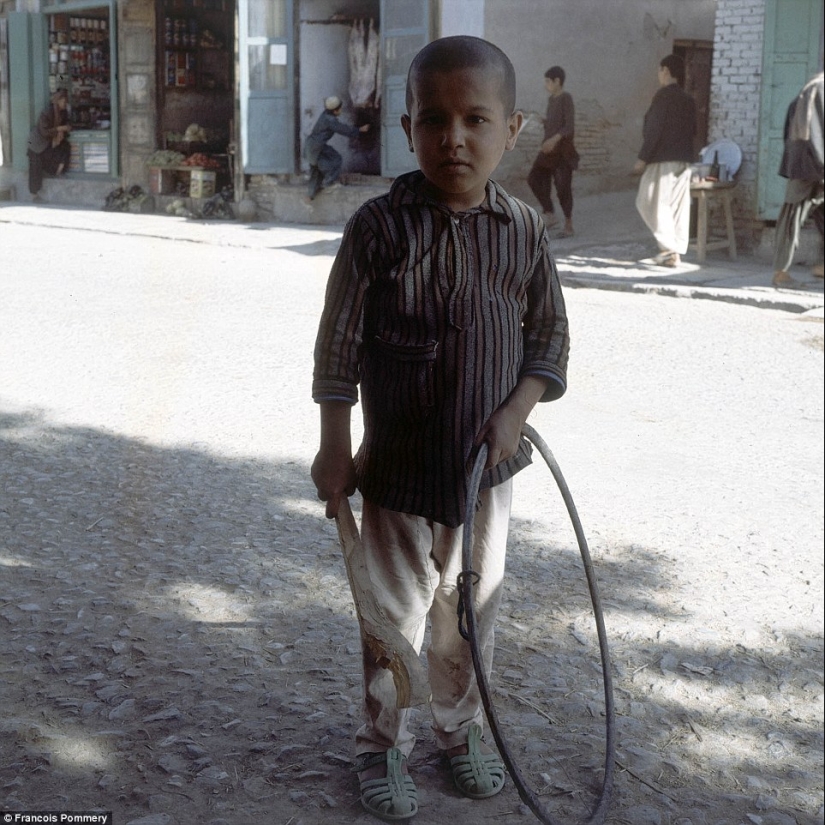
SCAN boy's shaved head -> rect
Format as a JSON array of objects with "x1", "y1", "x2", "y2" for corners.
[{"x1": 406, "y1": 36, "x2": 516, "y2": 115}]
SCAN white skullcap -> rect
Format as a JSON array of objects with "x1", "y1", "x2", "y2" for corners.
[{"x1": 324, "y1": 95, "x2": 342, "y2": 111}]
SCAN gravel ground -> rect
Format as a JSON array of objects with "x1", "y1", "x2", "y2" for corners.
[{"x1": 0, "y1": 223, "x2": 823, "y2": 825}]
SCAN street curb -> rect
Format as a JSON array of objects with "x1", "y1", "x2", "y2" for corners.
[
  {"x1": 3, "y1": 203, "x2": 823, "y2": 315},
  {"x1": 562, "y1": 275, "x2": 825, "y2": 314}
]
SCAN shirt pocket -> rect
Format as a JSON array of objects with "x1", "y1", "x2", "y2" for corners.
[{"x1": 364, "y1": 336, "x2": 438, "y2": 421}]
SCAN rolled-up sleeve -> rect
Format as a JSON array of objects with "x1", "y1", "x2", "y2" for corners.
[
  {"x1": 312, "y1": 214, "x2": 373, "y2": 404},
  {"x1": 520, "y1": 231, "x2": 570, "y2": 401}
]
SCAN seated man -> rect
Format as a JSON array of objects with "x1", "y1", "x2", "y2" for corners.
[{"x1": 27, "y1": 88, "x2": 72, "y2": 203}]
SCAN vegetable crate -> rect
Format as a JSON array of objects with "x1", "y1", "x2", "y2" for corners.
[
  {"x1": 189, "y1": 169, "x2": 216, "y2": 198},
  {"x1": 149, "y1": 166, "x2": 177, "y2": 195}
]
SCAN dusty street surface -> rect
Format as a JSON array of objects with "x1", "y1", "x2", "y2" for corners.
[{"x1": 1, "y1": 222, "x2": 823, "y2": 825}]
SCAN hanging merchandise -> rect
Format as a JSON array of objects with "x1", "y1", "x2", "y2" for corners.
[{"x1": 348, "y1": 18, "x2": 379, "y2": 108}]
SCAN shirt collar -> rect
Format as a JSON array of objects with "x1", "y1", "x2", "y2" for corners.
[{"x1": 389, "y1": 170, "x2": 513, "y2": 223}]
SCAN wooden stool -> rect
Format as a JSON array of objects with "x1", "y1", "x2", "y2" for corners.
[{"x1": 690, "y1": 181, "x2": 737, "y2": 262}]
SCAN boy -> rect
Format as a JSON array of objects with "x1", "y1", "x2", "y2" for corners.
[
  {"x1": 312, "y1": 36, "x2": 569, "y2": 821},
  {"x1": 527, "y1": 66, "x2": 578, "y2": 237},
  {"x1": 304, "y1": 95, "x2": 370, "y2": 200}
]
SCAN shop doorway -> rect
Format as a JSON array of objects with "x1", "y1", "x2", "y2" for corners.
[
  {"x1": 297, "y1": 0, "x2": 381, "y2": 179},
  {"x1": 7, "y1": 3, "x2": 118, "y2": 178},
  {"x1": 155, "y1": 0, "x2": 235, "y2": 166},
  {"x1": 237, "y1": 0, "x2": 427, "y2": 178},
  {"x1": 49, "y1": 9, "x2": 114, "y2": 174},
  {"x1": 673, "y1": 39, "x2": 712, "y2": 153}
]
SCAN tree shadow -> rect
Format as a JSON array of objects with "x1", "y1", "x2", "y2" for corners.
[{"x1": 1, "y1": 408, "x2": 821, "y2": 824}]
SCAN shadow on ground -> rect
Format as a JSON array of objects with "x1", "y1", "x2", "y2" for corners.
[{"x1": 1, "y1": 409, "x2": 821, "y2": 824}]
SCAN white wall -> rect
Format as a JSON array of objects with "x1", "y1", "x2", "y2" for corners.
[
  {"x1": 440, "y1": 0, "x2": 484, "y2": 38},
  {"x1": 477, "y1": 0, "x2": 717, "y2": 197}
]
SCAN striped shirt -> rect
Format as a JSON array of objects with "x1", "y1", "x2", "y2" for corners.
[{"x1": 313, "y1": 170, "x2": 570, "y2": 527}]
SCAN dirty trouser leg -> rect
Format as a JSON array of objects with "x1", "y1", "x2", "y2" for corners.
[
  {"x1": 354, "y1": 481, "x2": 512, "y2": 758},
  {"x1": 428, "y1": 479, "x2": 512, "y2": 751}
]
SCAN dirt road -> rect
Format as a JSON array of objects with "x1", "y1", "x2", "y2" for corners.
[{"x1": 1, "y1": 223, "x2": 822, "y2": 825}]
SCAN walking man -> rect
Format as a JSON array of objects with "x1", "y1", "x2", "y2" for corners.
[
  {"x1": 527, "y1": 66, "x2": 578, "y2": 237},
  {"x1": 632, "y1": 54, "x2": 696, "y2": 267}
]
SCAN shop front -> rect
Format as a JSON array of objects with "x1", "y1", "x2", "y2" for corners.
[
  {"x1": 8, "y1": 0, "x2": 118, "y2": 187},
  {"x1": 146, "y1": 0, "x2": 235, "y2": 198},
  {"x1": 3, "y1": 0, "x2": 432, "y2": 214}
]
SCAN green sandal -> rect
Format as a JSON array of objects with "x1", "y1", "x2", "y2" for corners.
[
  {"x1": 355, "y1": 748, "x2": 418, "y2": 822},
  {"x1": 449, "y1": 724, "x2": 506, "y2": 799}
]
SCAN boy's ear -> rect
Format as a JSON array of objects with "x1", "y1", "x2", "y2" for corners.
[
  {"x1": 505, "y1": 110, "x2": 523, "y2": 151},
  {"x1": 401, "y1": 114, "x2": 413, "y2": 150}
]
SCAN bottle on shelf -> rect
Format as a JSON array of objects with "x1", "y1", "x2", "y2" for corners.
[{"x1": 709, "y1": 150, "x2": 720, "y2": 182}]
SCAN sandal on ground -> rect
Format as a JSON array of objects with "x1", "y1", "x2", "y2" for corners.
[
  {"x1": 543, "y1": 211, "x2": 559, "y2": 229},
  {"x1": 355, "y1": 748, "x2": 418, "y2": 822},
  {"x1": 449, "y1": 723, "x2": 506, "y2": 800},
  {"x1": 773, "y1": 270, "x2": 801, "y2": 288},
  {"x1": 653, "y1": 251, "x2": 679, "y2": 267}
]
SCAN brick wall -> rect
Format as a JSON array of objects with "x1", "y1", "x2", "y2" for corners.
[{"x1": 707, "y1": 0, "x2": 767, "y2": 249}]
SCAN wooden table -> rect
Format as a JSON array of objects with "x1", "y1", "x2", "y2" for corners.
[{"x1": 690, "y1": 180, "x2": 737, "y2": 263}]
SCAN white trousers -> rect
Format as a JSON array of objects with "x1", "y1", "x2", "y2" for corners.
[
  {"x1": 354, "y1": 479, "x2": 513, "y2": 757},
  {"x1": 636, "y1": 161, "x2": 692, "y2": 254}
]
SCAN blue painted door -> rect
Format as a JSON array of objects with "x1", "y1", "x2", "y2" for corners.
[
  {"x1": 240, "y1": 0, "x2": 293, "y2": 173},
  {"x1": 757, "y1": 0, "x2": 823, "y2": 219},
  {"x1": 380, "y1": 0, "x2": 429, "y2": 178},
  {"x1": 7, "y1": 12, "x2": 48, "y2": 171}
]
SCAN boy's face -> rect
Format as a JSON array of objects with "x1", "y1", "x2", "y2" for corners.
[
  {"x1": 544, "y1": 77, "x2": 562, "y2": 96},
  {"x1": 402, "y1": 66, "x2": 522, "y2": 212}
]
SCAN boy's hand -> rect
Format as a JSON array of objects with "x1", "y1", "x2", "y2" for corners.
[
  {"x1": 311, "y1": 448, "x2": 356, "y2": 519},
  {"x1": 475, "y1": 405, "x2": 524, "y2": 468},
  {"x1": 541, "y1": 135, "x2": 560, "y2": 154},
  {"x1": 475, "y1": 375, "x2": 550, "y2": 469},
  {"x1": 313, "y1": 400, "x2": 356, "y2": 519}
]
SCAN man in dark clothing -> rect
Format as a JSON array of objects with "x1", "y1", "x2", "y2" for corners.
[
  {"x1": 772, "y1": 72, "x2": 824, "y2": 288},
  {"x1": 632, "y1": 54, "x2": 697, "y2": 267},
  {"x1": 27, "y1": 88, "x2": 72, "y2": 203},
  {"x1": 304, "y1": 95, "x2": 369, "y2": 200},
  {"x1": 527, "y1": 66, "x2": 578, "y2": 236}
]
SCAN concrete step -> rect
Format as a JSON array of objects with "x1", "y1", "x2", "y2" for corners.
[
  {"x1": 40, "y1": 174, "x2": 119, "y2": 208},
  {"x1": 246, "y1": 174, "x2": 392, "y2": 225}
]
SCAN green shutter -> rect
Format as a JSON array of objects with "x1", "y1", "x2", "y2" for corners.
[
  {"x1": 8, "y1": 11, "x2": 48, "y2": 171},
  {"x1": 757, "y1": 0, "x2": 823, "y2": 219}
]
